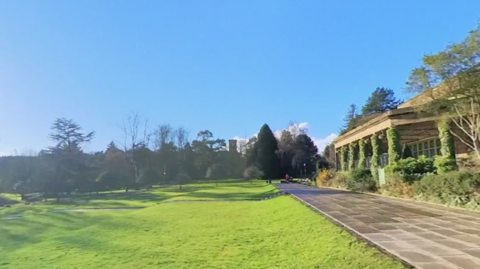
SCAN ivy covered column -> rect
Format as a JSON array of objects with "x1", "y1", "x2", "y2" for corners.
[
  {"x1": 387, "y1": 127, "x2": 401, "y2": 165},
  {"x1": 340, "y1": 147, "x2": 348, "y2": 171},
  {"x1": 436, "y1": 118, "x2": 457, "y2": 173},
  {"x1": 348, "y1": 142, "x2": 357, "y2": 170},
  {"x1": 370, "y1": 134, "x2": 380, "y2": 181},
  {"x1": 358, "y1": 139, "x2": 367, "y2": 169}
]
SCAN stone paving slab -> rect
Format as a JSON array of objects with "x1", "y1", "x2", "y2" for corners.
[{"x1": 276, "y1": 183, "x2": 480, "y2": 269}]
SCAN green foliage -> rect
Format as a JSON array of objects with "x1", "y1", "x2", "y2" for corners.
[
  {"x1": 255, "y1": 124, "x2": 280, "y2": 179},
  {"x1": 407, "y1": 24, "x2": 480, "y2": 159},
  {"x1": 348, "y1": 142, "x2": 357, "y2": 170},
  {"x1": 96, "y1": 171, "x2": 128, "y2": 190},
  {"x1": 387, "y1": 128, "x2": 401, "y2": 164},
  {"x1": 362, "y1": 87, "x2": 402, "y2": 115},
  {"x1": 341, "y1": 104, "x2": 361, "y2": 134},
  {"x1": 413, "y1": 171, "x2": 480, "y2": 209},
  {"x1": 436, "y1": 119, "x2": 457, "y2": 173},
  {"x1": 435, "y1": 156, "x2": 458, "y2": 174},
  {"x1": 370, "y1": 134, "x2": 380, "y2": 181},
  {"x1": 358, "y1": 139, "x2": 367, "y2": 169},
  {"x1": 137, "y1": 169, "x2": 160, "y2": 187},
  {"x1": 387, "y1": 156, "x2": 436, "y2": 176},
  {"x1": 340, "y1": 147, "x2": 348, "y2": 171},
  {"x1": 346, "y1": 169, "x2": 376, "y2": 192}
]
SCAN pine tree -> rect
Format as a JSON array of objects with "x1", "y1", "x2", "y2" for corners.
[
  {"x1": 362, "y1": 87, "x2": 402, "y2": 115},
  {"x1": 341, "y1": 104, "x2": 359, "y2": 134},
  {"x1": 255, "y1": 124, "x2": 280, "y2": 179}
]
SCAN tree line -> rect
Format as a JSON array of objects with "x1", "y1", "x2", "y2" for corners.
[{"x1": 0, "y1": 115, "x2": 320, "y2": 201}]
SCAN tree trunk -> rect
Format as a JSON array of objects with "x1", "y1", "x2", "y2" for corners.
[{"x1": 20, "y1": 193, "x2": 26, "y2": 201}]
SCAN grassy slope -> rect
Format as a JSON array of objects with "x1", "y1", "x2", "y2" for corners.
[
  {"x1": 1, "y1": 195, "x2": 405, "y2": 269},
  {"x1": 0, "y1": 181, "x2": 279, "y2": 217}
]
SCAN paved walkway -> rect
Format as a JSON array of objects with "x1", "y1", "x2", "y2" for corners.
[{"x1": 276, "y1": 183, "x2": 480, "y2": 269}]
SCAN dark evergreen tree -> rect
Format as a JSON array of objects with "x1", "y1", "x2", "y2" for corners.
[
  {"x1": 362, "y1": 87, "x2": 402, "y2": 115},
  {"x1": 255, "y1": 124, "x2": 280, "y2": 179},
  {"x1": 340, "y1": 104, "x2": 359, "y2": 134}
]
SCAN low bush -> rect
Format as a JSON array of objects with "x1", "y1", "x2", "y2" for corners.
[
  {"x1": 379, "y1": 173, "x2": 414, "y2": 199},
  {"x1": 346, "y1": 169, "x2": 376, "y2": 192},
  {"x1": 413, "y1": 171, "x2": 480, "y2": 209},
  {"x1": 316, "y1": 170, "x2": 334, "y2": 187},
  {"x1": 434, "y1": 155, "x2": 458, "y2": 174},
  {"x1": 386, "y1": 156, "x2": 436, "y2": 183},
  {"x1": 329, "y1": 171, "x2": 349, "y2": 189}
]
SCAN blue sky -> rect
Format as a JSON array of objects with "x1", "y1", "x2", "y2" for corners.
[{"x1": 1, "y1": 1, "x2": 479, "y2": 155}]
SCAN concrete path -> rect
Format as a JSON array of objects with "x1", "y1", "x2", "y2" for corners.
[{"x1": 276, "y1": 183, "x2": 480, "y2": 269}]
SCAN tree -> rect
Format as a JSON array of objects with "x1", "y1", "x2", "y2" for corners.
[
  {"x1": 47, "y1": 118, "x2": 95, "y2": 200},
  {"x1": 277, "y1": 130, "x2": 295, "y2": 176},
  {"x1": 362, "y1": 87, "x2": 402, "y2": 115},
  {"x1": 120, "y1": 112, "x2": 150, "y2": 190},
  {"x1": 205, "y1": 163, "x2": 228, "y2": 185},
  {"x1": 407, "y1": 24, "x2": 480, "y2": 159},
  {"x1": 137, "y1": 168, "x2": 160, "y2": 188},
  {"x1": 341, "y1": 104, "x2": 360, "y2": 134},
  {"x1": 191, "y1": 130, "x2": 226, "y2": 178},
  {"x1": 96, "y1": 171, "x2": 127, "y2": 192},
  {"x1": 175, "y1": 173, "x2": 191, "y2": 189},
  {"x1": 243, "y1": 165, "x2": 264, "y2": 183},
  {"x1": 322, "y1": 143, "x2": 336, "y2": 169},
  {"x1": 245, "y1": 136, "x2": 258, "y2": 167},
  {"x1": 255, "y1": 124, "x2": 280, "y2": 179},
  {"x1": 292, "y1": 134, "x2": 318, "y2": 177},
  {"x1": 49, "y1": 118, "x2": 94, "y2": 153}
]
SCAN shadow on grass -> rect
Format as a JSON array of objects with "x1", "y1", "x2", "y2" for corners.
[
  {"x1": 0, "y1": 196, "x2": 19, "y2": 206},
  {"x1": 0, "y1": 210, "x2": 138, "y2": 253}
]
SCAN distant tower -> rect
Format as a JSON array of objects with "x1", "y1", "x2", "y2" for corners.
[{"x1": 228, "y1": 139, "x2": 238, "y2": 153}]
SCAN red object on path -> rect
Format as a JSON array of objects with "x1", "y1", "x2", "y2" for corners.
[{"x1": 285, "y1": 174, "x2": 289, "y2": 180}]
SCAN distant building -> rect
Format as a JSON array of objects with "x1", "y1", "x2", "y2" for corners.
[{"x1": 228, "y1": 139, "x2": 238, "y2": 153}]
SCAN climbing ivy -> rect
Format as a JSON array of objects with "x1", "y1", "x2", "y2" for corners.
[
  {"x1": 370, "y1": 134, "x2": 380, "y2": 181},
  {"x1": 348, "y1": 142, "x2": 357, "y2": 170},
  {"x1": 387, "y1": 127, "x2": 401, "y2": 165},
  {"x1": 358, "y1": 139, "x2": 367, "y2": 169},
  {"x1": 436, "y1": 118, "x2": 457, "y2": 173},
  {"x1": 340, "y1": 147, "x2": 348, "y2": 171}
]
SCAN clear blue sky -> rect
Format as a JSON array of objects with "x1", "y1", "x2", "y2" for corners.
[{"x1": 1, "y1": 1, "x2": 479, "y2": 155}]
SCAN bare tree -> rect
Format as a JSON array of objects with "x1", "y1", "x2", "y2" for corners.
[
  {"x1": 174, "y1": 126, "x2": 190, "y2": 150},
  {"x1": 153, "y1": 123, "x2": 174, "y2": 150},
  {"x1": 120, "y1": 112, "x2": 150, "y2": 189}
]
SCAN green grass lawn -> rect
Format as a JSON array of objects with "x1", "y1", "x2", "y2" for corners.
[
  {"x1": 0, "y1": 182, "x2": 405, "y2": 269},
  {"x1": 0, "y1": 180, "x2": 279, "y2": 217}
]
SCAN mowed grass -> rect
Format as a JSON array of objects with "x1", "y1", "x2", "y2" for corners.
[
  {"x1": 0, "y1": 182, "x2": 406, "y2": 269},
  {"x1": 0, "y1": 180, "x2": 279, "y2": 217}
]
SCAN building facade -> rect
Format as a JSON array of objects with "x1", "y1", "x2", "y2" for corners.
[{"x1": 333, "y1": 92, "x2": 473, "y2": 171}]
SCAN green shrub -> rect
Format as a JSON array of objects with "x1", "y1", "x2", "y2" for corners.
[
  {"x1": 413, "y1": 171, "x2": 480, "y2": 208},
  {"x1": 379, "y1": 173, "x2": 414, "y2": 198},
  {"x1": 386, "y1": 156, "x2": 436, "y2": 183},
  {"x1": 435, "y1": 155, "x2": 458, "y2": 174},
  {"x1": 346, "y1": 169, "x2": 376, "y2": 192}
]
